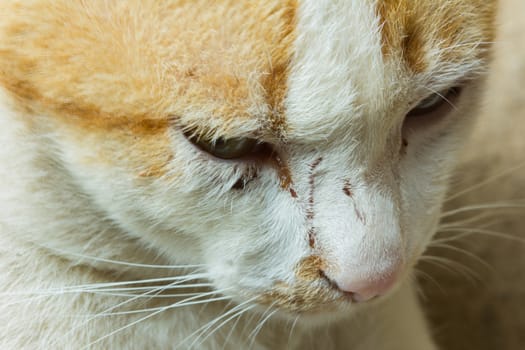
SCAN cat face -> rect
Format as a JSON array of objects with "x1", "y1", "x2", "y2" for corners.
[{"x1": 0, "y1": 0, "x2": 496, "y2": 320}]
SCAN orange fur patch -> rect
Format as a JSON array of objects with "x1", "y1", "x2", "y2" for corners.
[
  {"x1": 295, "y1": 255, "x2": 325, "y2": 281},
  {"x1": 0, "y1": 0, "x2": 297, "y2": 175},
  {"x1": 258, "y1": 283, "x2": 338, "y2": 313},
  {"x1": 377, "y1": 1, "x2": 497, "y2": 73},
  {"x1": 255, "y1": 256, "x2": 341, "y2": 312},
  {"x1": 0, "y1": 0, "x2": 296, "y2": 136}
]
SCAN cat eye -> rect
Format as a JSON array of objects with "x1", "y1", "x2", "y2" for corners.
[
  {"x1": 184, "y1": 131, "x2": 262, "y2": 160},
  {"x1": 407, "y1": 87, "x2": 461, "y2": 117}
]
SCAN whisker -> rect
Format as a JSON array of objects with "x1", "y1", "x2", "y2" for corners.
[
  {"x1": 1, "y1": 283, "x2": 214, "y2": 297},
  {"x1": 90, "y1": 295, "x2": 233, "y2": 318},
  {"x1": 445, "y1": 162, "x2": 525, "y2": 202},
  {"x1": 422, "y1": 86, "x2": 458, "y2": 111},
  {"x1": 413, "y1": 269, "x2": 445, "y2": 296},
  {"x1": 248, "y1": 307, "x2": 278, "y2": 349},
  {"x1": 435, "y1": 227, "x2": 525, "y2": 245},
  {"x1": 287, "y1": 314, "x2": 301, "y2": 349},
  {"x1": 427, "y1": 243, "x2": 494, "y2": 272},
  {"x1": 83, "y1": 283, "x2": 214, "y2": 294},
  {"x1": 81, "y1": 288, "x2": 233, "y2": 349},
  {"x1": 35, "y1": 243, "x2": 205, "y2": 269},
  {"x1": 2, "y1": 293, "x2": 58, "y2": 308},
  {"x1": 180, "y1": 297, "x2": 258, "y2": 349},
  {"x1": 56, "y1": 274, "x2": 209, "y2": 291},
  {"x1": 440, "y1": 201, "x2": 525, "y2": 218},
  {"x1": 246, "y1": 302, "x2": 278, "y2": 346},
  {"x1": 438, "y1": 212, "x2": 500, "y2": 230},
  {"x1": 81, "y1": 290, "x2": 215, "y2": 300},
  {"x1": 419, "y1": 255, "x2": 481, "y2": 285},
  {"x1": 58, "y1": 276, "x2": 211, "y2": 346},
  {"x1": 409, "y1": 271, "x2": 428, "y2": 301},
  {"x1": 191, "y1": 304, "x2": 257, "y2": 349},
  {"x1": 220, "y1": 306, "x2": 249, "y2": 350}
]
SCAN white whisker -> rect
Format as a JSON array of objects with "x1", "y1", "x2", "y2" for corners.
[
  {"x1": 438, "y1": 212, "x2": 499, "y2": 230},
  {"x1": 423, "y1": 86, "x2": 458, "y2": 111},
  {"x1": 59, "y1": 274, "x2": 209, "y2": 291},
  {"x1": 419, "y1": 255, "x2": 481, "y2": 284},
  {"x1": 435, "y1": 227, "x2": 525, "y2": 245},
  {"x1": 220, "y1": 305, "x2": 251, "y2": 350},
  {"x1": 414, "y1": 268, "x2": 445, "y2": 296},
  {"x1": 82, "y1": 290, "x2": 214, "y2": 300},
  {"x1": 427, "y1": 242, "x2": 493, "y2": 272},
  {"x1": 58, "y1": 276, "x2": 212, "y2": 346},
  {"x1": 81, "y1": 288, "x2": 233, "y2": 349},
  {"x1": 440, "y1": 202, "x2": 525, "y2": 218},
  {"x1": 191, "y1": 304, "x2": 256, "y2": 349},
  {"x1": 35, "y1": 243, "x2": 206, "y2": 269},
  {"x1": 247, "y1": 302, "x2": 278, "y2": 346},
  {"x1": 1, "y1": 283, "x2": 214, "y2": 297},
  {"x1": 287, "y1": 314, "x2": 300, "y2": 349},
  {"x1": 248, "y1": 307, "x2": 278, "y2": 349},
  {"x1": 446, "y1": 162, "x2": 525, "y2": 202},
  {"x1": 91, "y1": 295, "x2": 232, "y2": 317},
  {"x1": 179, "y1": 297, "x2": 258, "y2": 349}
]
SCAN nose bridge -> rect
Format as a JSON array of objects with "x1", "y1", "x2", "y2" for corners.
[
  {"x1": 286, "y1": 147, "x2": 404, "y2": 300},
  {"x1": 309, "y1": 158, "x2": 401, "y2": 256},
  {"x1": 311, "y1": 178, "x2": 405, "y2": 300},
  {"x1": 290, "y1": 150, "x2": 402, "y2": 253},
  {"x1": 316, "y1": 177, "x2": 403, "y2": 258}
]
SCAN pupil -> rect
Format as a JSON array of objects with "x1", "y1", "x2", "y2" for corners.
[{"x1": 215, "y1": 138, "x2": 227, "y2": 148}]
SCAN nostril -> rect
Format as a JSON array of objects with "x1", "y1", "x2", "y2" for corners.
[
  {"x1": 319, "y1": 269, "x2": 339, "y2": 289},
  {"x1": 322, "y1": 267, "x2": 401, "y2": 303},
  {"x1": 344, "y1": 274, "x2": 398, "y2": 302},
  {"x1": 319, "y1": 270, "x2": 363, "y2": 302}
]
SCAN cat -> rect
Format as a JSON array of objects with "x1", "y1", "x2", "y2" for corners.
[{"x1": 0, "y1": 0, "x2": 497, "y2": 349}]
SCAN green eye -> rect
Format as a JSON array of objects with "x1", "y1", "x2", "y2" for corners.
[{"x1": 185, "y1": 132, "x2": 260, "y2": 159}]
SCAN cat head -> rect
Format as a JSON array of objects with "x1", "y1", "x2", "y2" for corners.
[{"x1": 0, "y1": 0, "x2": 496, "y2": 320}]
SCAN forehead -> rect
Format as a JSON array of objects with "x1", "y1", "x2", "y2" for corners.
[
  {"x1": 378, "y1": 0, "x2": 496, "y2": 72},
  {"x1": 0, "y1": 0, "x2": 496, "y2": 139},
  {"x1": 287, "y1": 0, "x2": 496, "y2": 140}
]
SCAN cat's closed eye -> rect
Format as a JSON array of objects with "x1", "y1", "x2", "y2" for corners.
[
  {"x1": 403, "y1": 87, "x2": 462, "y2": 133},
  {"x1": 407, "y1": 87, "x2": 462, "y2": 118},
  {"x1": 183, "y1": 129, "x2": 265, "y2": 160}
]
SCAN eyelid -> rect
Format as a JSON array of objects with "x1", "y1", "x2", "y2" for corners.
[
  {"x1": 407, "y1": 87, "x2": 461, "y2": 117},
  {"x1": 181, "y1": 126, "x2": 271, "y2": 161}
]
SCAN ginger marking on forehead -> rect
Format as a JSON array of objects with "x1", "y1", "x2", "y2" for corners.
[
  {"x1": 0, "y1": 1, "x2": 298, "y2": 140},
  {"x1": 0, "y1": 76, "x2": 169, "y2": 135},
  {"x1": 261, "y1": 0, "x2": 298, "y2": 139},
  {"x1": 377, "y1": 1, "x2": 427, "y2": 73},
  {"x1": 377, "y1": 1, "x2": 497, "y2": 71}
]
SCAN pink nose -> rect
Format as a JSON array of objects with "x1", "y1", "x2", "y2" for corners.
[{"x1": 333, "y1": 267, "x2": 401, "y2": 302}]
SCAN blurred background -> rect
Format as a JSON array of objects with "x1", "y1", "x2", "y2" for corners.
[{"x1": 420, "y1": 0, "x2": 525, "y2": 349}]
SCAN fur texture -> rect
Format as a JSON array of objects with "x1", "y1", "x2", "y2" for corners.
[{"x1": 0, "y1": 0, "x2": 496, "y2": 349}]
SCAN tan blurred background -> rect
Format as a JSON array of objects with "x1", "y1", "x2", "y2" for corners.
[{"x1": 420, "y1": 0, "x2": 525, "y2": 349}]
